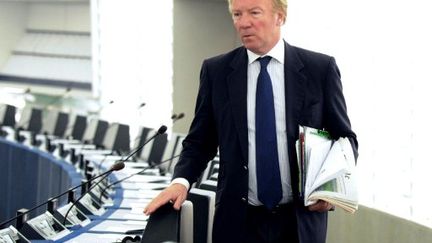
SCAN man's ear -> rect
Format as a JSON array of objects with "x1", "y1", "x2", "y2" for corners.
[{"x1": 276, "y1": 12, "x2": 285, "y2": 26}]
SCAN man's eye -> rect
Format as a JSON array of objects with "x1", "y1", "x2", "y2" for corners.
[
  {"x1": 233, "y1": 12, "x2": 241, "y2": 18},
  {"x1": 251, "y1": 11, "x2": 261, "y2": 16}
]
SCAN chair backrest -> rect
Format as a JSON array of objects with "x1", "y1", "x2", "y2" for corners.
[
  {"x1": 139, "y1": 128, "x2": 156, "y2": 162},
  {"x1": 70, "y1": 115, "x2": 87, "y2": 140},
  {"x1": 140, "y1": 202, "x2": 180, "y2": 243},
  {"x1": 133, "y1": 126, "x2": 152, "y2": 158},
  {"x1": 17, "y1": 107, "x2": 42, "y2": 133},
  {"x1": 196, "y1": 159, "x2": 219, "y2": 188},
  {"x1": 188, "y1": 188, "x2": 216, "y2": 243},
  {"x1": 147, "y1": 133, "x2": 168, "y2": 166},
  {"x1": 179, "y1": 200, "x2": 194, "y2": 243},
  {"x1": 158, "y1": 133, "x2": 182, "y2": 174},
  {"x1": 41, "y1": 110, "x2": 69, "y2": 137},
  {"x1": 166, "y1": 134, "x2": 186, "y2": 174},
  {"x1": 198, "y1": 180, "x2": 218, "y2": 192},
  {"x1": 0, "y1": 104, "x2": 16, "y2": 127},
  {"x1": 102, "y1": 122, "x2": 130, "y2": 154},
  {"x1": 81, "y1": 119, "x2": 108, "y2": 147}
]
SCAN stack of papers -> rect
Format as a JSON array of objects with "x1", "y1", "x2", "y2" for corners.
[{"x1": 297, "y1": 126, "x2": 358, "y2": 213}]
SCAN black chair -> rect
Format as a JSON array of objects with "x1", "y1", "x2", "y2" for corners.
[
  {"x1": 133, "y1": 126, "x2": 153, "y2": 159},
  {"x1": 0, "y1": 104, "x2": 16, "y2": 127},
  {"x1": 187, "y1": 188, "x2": 216, "y2": 243},
  {"x1": 102, "y1": 123, "x2": 130, "y2": 154},
  {"x1": 41, "y1": 110, "x2": 69, "y2": 138},
  {"x1": 140, "y1": 203, "x2": 180, "y2": 243},
  {"x1": 16, "y1": 107, "x2": 42, "y2": 134},
  {"x1": 64, "y1": 114, "x2": 87, "y2": 140},
  {"x1": 81, "y1": 119, "x2": 109, "y2": 148}
]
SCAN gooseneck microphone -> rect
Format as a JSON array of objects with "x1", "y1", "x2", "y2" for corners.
[
  {"x1": 98, "y1": 154, "x2": 180, "y2": 204},
  {"x1": 62, "y1": 161, "x2": 125, "y2": 225},
  {"x1": 97, "y1": 100, "x2": 114, "y2": 113},
  {"x1": 138, "y1": 102, "x2": 146, "y2": 109},
  {"x1": 172, "y1": 113, "x2": 184, "y2": 123},
  {"x1": 0, "y1": 161, "x2": 124, "y2": 229},
  {"x1": 62, "y1": 125, "x2": 167, "y2": 225}
]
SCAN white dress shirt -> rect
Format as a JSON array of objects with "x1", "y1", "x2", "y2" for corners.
[{"x1": 246, "y1": 38, "x2": 292, "y2": 206}]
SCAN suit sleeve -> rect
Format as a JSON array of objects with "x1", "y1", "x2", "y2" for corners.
[
  {"x1": 323, "y1": 57, "x2": 359, "y2": 160},
  {"x1": 172, "y1": 60, "x2": 219, "y2": 184}
]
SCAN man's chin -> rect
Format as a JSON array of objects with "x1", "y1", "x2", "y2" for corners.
[{"x1": 243, "y1": 44, "x2": 262, "y2": 54}]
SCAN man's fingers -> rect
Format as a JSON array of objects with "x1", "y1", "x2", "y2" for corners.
[
  {"x1": 308, "y1": 200, "x2": 333, "y2": 212},
  {"x1": 173, "y1": 193, "x2": 186, "y2": 210},
  {"x1": 144, "y1": 194, "x2": 170, "y2": 215},
  {"x1": 143, "y1": 183, "x2": 188, "y2": 215}
]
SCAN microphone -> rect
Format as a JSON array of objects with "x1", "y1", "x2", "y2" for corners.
[
  {"x1": 98, "y1": 154, "x2": 180, "y2": 204},
  {"x1": 62, "y1": 161, "x2": 125, "y2": 225},
  {"x1": 138, "y1": 102, "x2": 146, "y2": 109},
  {"x1": 172, "y1": 113, "x2": 184, "y2": 123},
  {"x1": 97, "y1": 100, "x2": 114, "y2": 113},
  {"x1": 171, "y1": 114, "x2": 177, "y2": 120},
  {"x1": 0, "y1": 161, "x2": 123, "y2": 229},
  {"x1": 110, "y1": 161, "x2": 126, "y2": 171}
]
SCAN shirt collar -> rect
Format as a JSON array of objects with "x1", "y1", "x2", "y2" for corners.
[{"x1": 247, "y1": 38, "x2": 285, "y2": 65}]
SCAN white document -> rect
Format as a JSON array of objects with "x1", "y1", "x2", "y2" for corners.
[{"x1": 298, "y1": 126, "x2": 358, "y2": 213}]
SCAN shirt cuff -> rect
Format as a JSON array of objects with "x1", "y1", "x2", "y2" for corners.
[{"x1": 171, "y1": 177, "x2": 190, "y2": 191}]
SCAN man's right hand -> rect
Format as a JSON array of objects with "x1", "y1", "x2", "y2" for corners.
[{"x1": 143, "y1": 183, "x2": 188, "y2": 215}]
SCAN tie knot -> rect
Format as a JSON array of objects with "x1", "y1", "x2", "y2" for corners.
[{"x1": 258, "y1": 56, "x2": 272, "y2": 70}]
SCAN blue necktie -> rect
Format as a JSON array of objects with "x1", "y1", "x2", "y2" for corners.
[{"x1": 255, "y1": 56, "x2": 282, "y2": 210}]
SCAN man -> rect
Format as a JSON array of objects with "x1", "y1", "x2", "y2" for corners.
[{"x1": 144, "y1": 0, "x2": 358, "y2": 242}]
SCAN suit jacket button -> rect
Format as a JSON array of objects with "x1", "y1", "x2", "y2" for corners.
[
  {"x1": 241, "y1": 197, "x2": 247, "y2": 203},
  {"x1": 243, "y1": 165, "x2": 248, "y2": 170}
]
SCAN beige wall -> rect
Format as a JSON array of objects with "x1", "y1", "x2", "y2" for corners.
[
  {"x1": 327, "y1": 205, "x2": 432, "y2": 243},
  {"x1": 0, "y1": 2, "x2": 28, "y2": 68},
  {"x1": 0, "y1": 2, "x2": 90, "y2": 69},
  {"x1": 172, "y1": 0, "x2": 238, "y2": 133},
  {"x1": 27, "y1": 2, "x2": 90, "y2": 32}
]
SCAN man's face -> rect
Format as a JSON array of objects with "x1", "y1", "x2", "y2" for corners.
[{"x1": 231, "y1": 0, "x2": 284, "y2": 55}]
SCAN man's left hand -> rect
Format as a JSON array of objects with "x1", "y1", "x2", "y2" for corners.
[{"x1": 307, "y1": 200, "x2": 334, "y2": 212}]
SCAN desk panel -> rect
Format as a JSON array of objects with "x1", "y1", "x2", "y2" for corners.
[{"x1": 0, "y1": 138, "x2": 82, "y2": 223}]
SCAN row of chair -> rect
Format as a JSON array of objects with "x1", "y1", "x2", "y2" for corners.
[{"x1": 0, "y1": 103, "x2": 186, "y2": 170}]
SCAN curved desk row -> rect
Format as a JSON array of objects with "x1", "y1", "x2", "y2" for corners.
[
  {"x1": 0, "y1": 138, "x2": 82, "y2": 223},
  {"x1": 0, "y1": 136, "x2": 185, "y2": 243}
]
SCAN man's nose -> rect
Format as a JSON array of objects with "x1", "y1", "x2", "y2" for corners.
[{"x1": 236, "y1": 14, "x2": 252, "y2": 28}]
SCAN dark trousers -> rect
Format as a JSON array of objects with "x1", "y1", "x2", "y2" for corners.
[{"x1": 245, "y1": 203, "x2": 299, "y2": 243}]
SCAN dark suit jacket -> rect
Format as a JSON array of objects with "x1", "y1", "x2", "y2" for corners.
[{"x1": 173, "y1": 41, "x2": 359, "y2": 243}]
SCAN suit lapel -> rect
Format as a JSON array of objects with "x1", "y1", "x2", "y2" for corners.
[
  {"x1": 284, "y1": 42, "x2": 306, "y2": 140},
  {"x1": 284, "y1": 42, "x2": 307, "y2": 199},
  {"x1": 226, "y1": 47, "x2": 249, "y2": 162}
]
